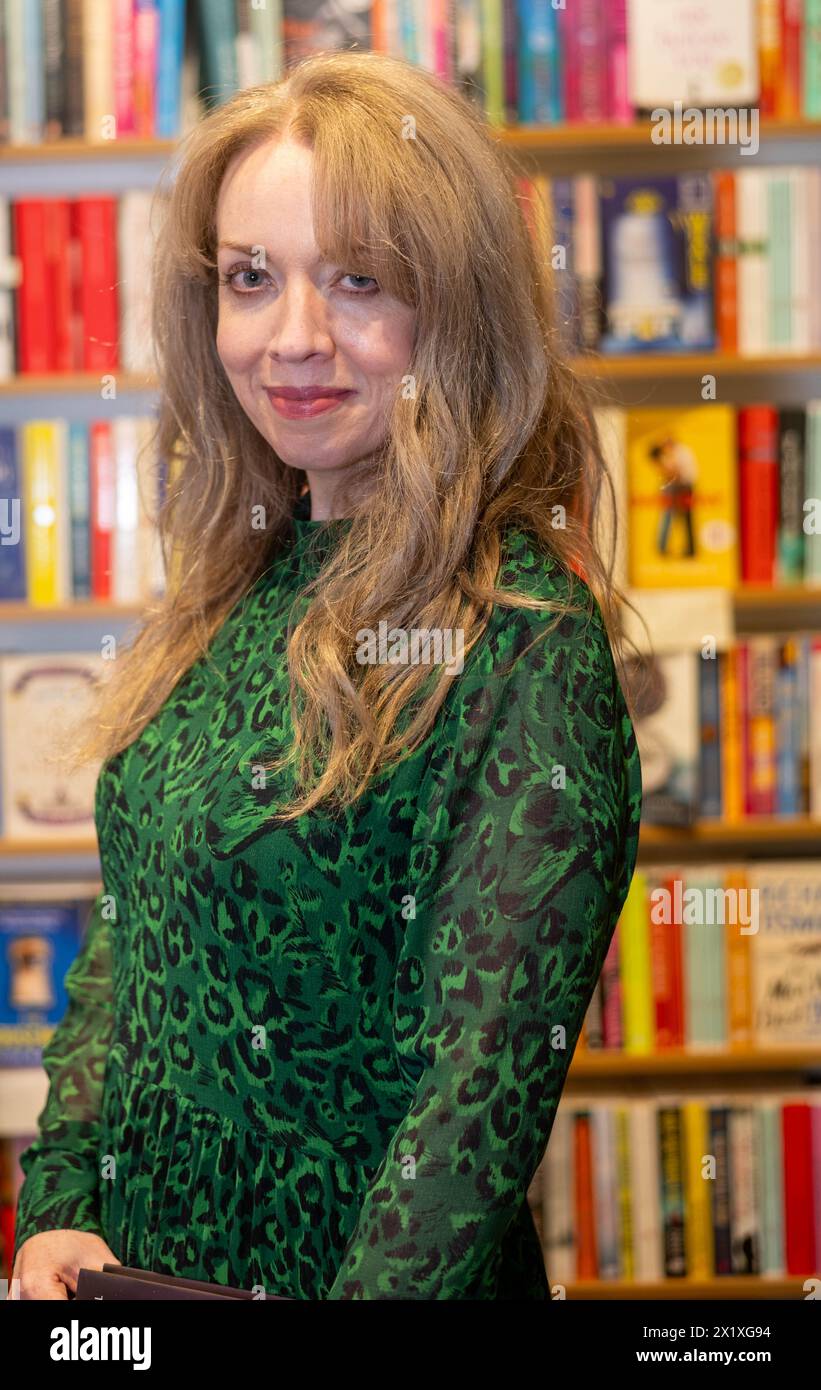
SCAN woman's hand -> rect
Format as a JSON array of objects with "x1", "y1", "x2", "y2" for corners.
[{"x1": 9, "y1": 1230, "x2": 121, "y2": 1300}]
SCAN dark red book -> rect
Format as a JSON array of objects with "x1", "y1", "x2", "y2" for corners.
[
  {"x1": 782, "y1": 1103, "x2": 816, "y2": 1275},
  {"x1": 13, "y1": 201, "x2": 52, "y2": 372},
  {"x1": 738, "y1": 406, "x2": 778, "y2": 584},
  {"x1": 72, "y1": 197, "x2": 119, "y2": 370},
  {"x1": 75, "y1": 1263, "x2": 290, "y2": 1300},
  {"x1": 44, "y1": 199, "x2": 75, "y2": 371}
]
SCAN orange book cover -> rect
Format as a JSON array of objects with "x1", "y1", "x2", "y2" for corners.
[
  {"x1": 574, "y1": 1112, "x2": 597, "y2": 1279},
  {"x1": 719, "y1": 647, "x2": 744, "y2": 822},
  {"x1": 724, "y1": 865, "x2": 754, "y2": 1046},
  {"x1": 714, "y1": 171, "x2": 738, "y2": 354}
]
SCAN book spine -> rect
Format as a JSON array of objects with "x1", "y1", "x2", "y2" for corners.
[
  {"x1": 90, "y1": 420, "x2": 115, "y2": 599},
  {"x1": 112, "y1": 0, "x2": 136, "y2": 139},
  {"x1": 758, "y1": 0, "x2": 782, "y2": 115},
  {"x1": 42, "y1": 0, "x2": 66, "y2": 140},
  {"x1": 74, "y1": 198, "x2": 119, "y2": 371},
  {"x1": 14, "y1": 201, "x2": 53, "y2": 371},
  {"x1": 156, "y1": 0, "x2": 186, "y2": 138},
  {"x1": 714, "y1": 171, "x2": 738, "y2": 354},
  {"x1": 779, "y1": 0, "x2": 803, "y2": 117},
  {"x1": 658, "y1": 1107, "x2": 687, "y2": 1277},
  {"x1": 777, "y1": 407, "x2": 806, "y2": 581},
  {"x1": 804, "y1": 0, "x2": 821, "y2": 115},
  {"x1": 0, "y1": 425, "x2": 26, "y2": 599},
  {"x1": 738, "y1": 404, "x2": 778, "y2": 583},
  {"x1": 746, "y1": 636, "x2": 778, "y2": 816},
  {"x1": 68, "y1": 421, "x2": 90, "y2": 600},
  {"x1": 698, "y1": 652, "x2": 722, "y2": 817}
]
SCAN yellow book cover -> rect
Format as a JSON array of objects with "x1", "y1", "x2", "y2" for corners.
[
  {"x1": 683, "y1": 1100, "x2": 714, "y2": 1279},
  {"x1": 23, "y1": 421, "x2": 67, "y2": 606},
  {"x1": 619, "y1": 870, "x2": 654, "y2": 1054},
  {"x1": 626, "y1": 406, "x2": 738, "y2": 587},
  {"x1": 615, "y1": 1107, "x2": 634, "y2": 1281},
  {"x1": 724, "y1": 865, "x2": 754, "y2": 1047}
]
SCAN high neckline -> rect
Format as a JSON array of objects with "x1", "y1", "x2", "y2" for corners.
[{"x1": 291, "y1": 490, "x2": 353, "y2": 527}]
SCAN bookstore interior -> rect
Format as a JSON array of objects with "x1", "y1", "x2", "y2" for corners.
[{"x1": 1, "y1": 0, "x2": 820, "y2": 1305}]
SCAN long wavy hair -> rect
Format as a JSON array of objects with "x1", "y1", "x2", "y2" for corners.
[{"x1": 66, "y1": 49, "x2": 645, "y2": 821}]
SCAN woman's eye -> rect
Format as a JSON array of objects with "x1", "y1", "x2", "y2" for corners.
[
  {"x1": 340, "y1": 273, "x2": 379, "y2": 294},
  {"x1": 223, "y1": 264, "x2": 266, "y2": 293}
]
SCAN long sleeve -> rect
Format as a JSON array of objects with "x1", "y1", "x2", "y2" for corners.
[
  {"x1": 326, "y1": 584, "x2": 642, "y2": 1299},
  {"x1": 12, "y1": 893, "x2": 114, "y2": 1256}
]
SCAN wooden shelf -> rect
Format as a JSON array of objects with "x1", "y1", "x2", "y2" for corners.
[
  {"x1": 496, "y1": 118, "x2": 821, "y2": 149},
  {"x1": 0, "y1": 371, "x2": 154, "y2": 395},
  {"x1": 0, "y1": 838, "x2": 98, "y2": 857},
  {"x1": 572, "y1": 351, "x2": 821, "y2": 379},
  {"x1": 3, "y1": 119, "x2": 820, "y2": 159},
  {"x1": 0, "y1": 601, "x2": 144, "y2": 620},
  {"x1": 562, "y1": 1276, "x2": 807, "y2": 1299},
  {"x1": 0, "y1": 138, "x2": 177, "y2": 160},
  {"x1": 3, "y1": 354, "x2": 820, "y2": 396},
  {"x1": 638, "y1": 818, "x2": 821, "y2": 851},
  {"x1": 733, "y1": 583, "x2": 821, "y2": 608},
  {"x1": 570, "y1": 1047, "x2": 821, "y2": 1078}
]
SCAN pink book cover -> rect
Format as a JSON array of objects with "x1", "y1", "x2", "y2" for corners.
[
  {"x1": 133, "y1": 0, "x2": 159, "y2": 138},
  {"x1": 112, "y1": 0, "x2": 136, "y2": 137},
  {"x1": 431, "y1": 0, "x2": 454, "y2": 82},
  {"x1": 562, "y1": 0, "x2": 607, "y2": 122},
  {"x1": 605, "y1": 0, "x2": 632, "y2": 123}
]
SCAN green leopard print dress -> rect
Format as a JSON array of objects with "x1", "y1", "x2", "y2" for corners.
[{"x1": 14, "y1": 494, "x2": 642, "y2": 1299}]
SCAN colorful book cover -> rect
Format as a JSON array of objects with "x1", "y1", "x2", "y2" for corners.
[
  {"x1": 599, "y1": 175, "x2": 714, "y2": 353},
  {"x1": 626, "y1": 406, "x2": 737, "y2": 587},
  {"x1": 747, "y1": 861, "x2": 821, "y2": 1047},
  {"x1": 0, "y1": 893, "x2": 89, "y2": 1067}
]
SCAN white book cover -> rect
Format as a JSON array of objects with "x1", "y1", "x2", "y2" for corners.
[
  {"x1": 113, "y1": 417, "x2": 140, "y2": 603},
  {"x1": 592, "y1": 1104, "x2": 620, "y2": 1278},
  {"x1": 728, "y1": 1106, "x2": 760, "y2": 1274},
  {"x1": 627, "y1": 0, "x2": 757, "y2": 107},
  {"x1": 0, "y1": 196, "x2": 17, "y2": 380},
  {"x1": 136, "y1": 416, "x2": 165, "y2": 601},
  {"x1": 736, "y1": 168, "x2": 769, "y2": 356},
  {"x1": 118, "y1": 191, "x2": 157, "y2": 375},
  {"x1": 746, "y1": 861, "x2": 821, "y2": 1046},
  {"x1": 630, "y1": 1099, "x2": 663, "y2": 1282},
  {"x1": 543, "y1": 1105, "x2": 575, "y2": 1291},
  {"x1": 0, "y1": 652, "x2": 105, "y2": 841},
  {"x1": 789, "y1": 168, "x2": 813, "y2": 353}
]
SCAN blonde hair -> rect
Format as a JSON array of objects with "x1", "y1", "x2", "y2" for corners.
[{"x1": 69, "y1": 49, "x2": 642, "y2": 820}]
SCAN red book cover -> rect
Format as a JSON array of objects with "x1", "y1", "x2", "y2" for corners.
[
  {"x1": 13, "y1": 201, "x2": 52, "y2": 371},
  {"x1": 779, "y1": 0, "x2": 803, "y2": 118},
  {"x1": 574, "y1": 1112, "x2": 597, "y2": 1278},
  {"x1": 782, "y1": 1103, "x2": 816, "y2": 1274},
  {"x1": 72, "y1": 198, "x2": 119, "y2": 371},
  {"x1": 714, "y1": 172, "x2": 738, "y2": 353},
  {"x1": 738, "y1": 406, "x2": 778, "y2": 584},
  {"x1": 561, "y1": 0, "x2": 607, "y2": 122},
  {"x1": 43, "y1": 199, "x2": 74, "y2": 372},
  {"x1": 651, "y1": 871, "x2": 684, "y2": 1048},
  {"x1": 90, "y1": 421, "x2": 115, "y2": 599}
]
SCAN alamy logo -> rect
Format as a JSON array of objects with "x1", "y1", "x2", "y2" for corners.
[
  {"x1": 651, "y1": 101, "x2": 759, "y2": 156},
  {"x1": 356, "y1": 621, "x2": 464, "y2": 675},
  {"x1": 50, "y1": 1320, "x2": 151, "y2": 1370}
]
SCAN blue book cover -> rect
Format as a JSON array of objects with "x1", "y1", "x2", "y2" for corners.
[
  {"x1": 0, "y1": 426, "x2": 26, "y2": 600},
  {"x1": 156, "y1": 0, "x2": 186, "y2": 138},
  {"x1": 599, "y1": 174, "x2": 714, "y2": 353},
  {"x1": 517, "y1": 0, "x2": 561, "y2": 123},
  {"x1": 775, "y1": 637, "x2": 801, "y2": 816},
  {"x1": 69, "y1": 422, "x2": 91, "y2": 600},
  {"x1": 0, "y1": 899, "x2": 88, "y2": 1067},
  {"x1": 698, "y1": 653, "x2": 722, "y2": 818}
]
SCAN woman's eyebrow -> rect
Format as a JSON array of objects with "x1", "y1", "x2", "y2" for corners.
[{"x1": 217, "y1": 239, "x2": 329, "y2": 266}]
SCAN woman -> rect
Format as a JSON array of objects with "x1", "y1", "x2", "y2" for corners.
[{"x1": 12, "y1": 50, "x2": 642, "y2": 1301}]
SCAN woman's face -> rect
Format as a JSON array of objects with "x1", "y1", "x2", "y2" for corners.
[{"x1": 215, "y1": 137, "x2": 416, "y2": 502}]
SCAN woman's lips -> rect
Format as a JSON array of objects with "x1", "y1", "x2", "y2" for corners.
[{"x1": 266, "y1": 389, "x2": 355, "y2": 420}]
